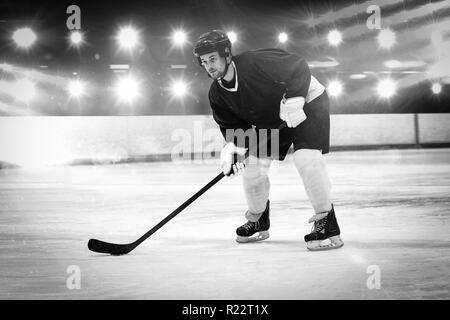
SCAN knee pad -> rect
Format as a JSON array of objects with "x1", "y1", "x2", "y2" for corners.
[
  {"x1": 242, "y1": 156, "x2": 271, "y2": 179},
  {"x1": 293, "y1": 149, "x2": 322, "y2": 169}
]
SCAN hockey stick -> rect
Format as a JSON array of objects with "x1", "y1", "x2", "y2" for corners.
[{"x1": 88, "y1": 123, "x2": 286, "y2": 255}]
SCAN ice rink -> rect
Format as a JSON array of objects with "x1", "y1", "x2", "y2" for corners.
[{"x1": 0, "y1": 148, "x2": 449, "y2": 300}]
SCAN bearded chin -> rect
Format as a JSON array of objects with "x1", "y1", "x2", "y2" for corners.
[
  {"x1": 213, "y1": 70, "x2": 226, "y2": 80},
  {"x1": 214, "y1": 61, "x2": 231, "y2": 80}
]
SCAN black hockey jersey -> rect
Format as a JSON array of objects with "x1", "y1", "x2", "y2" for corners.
[{"x1": 208, "y1": 48, "x2": 312, "y2": 140}]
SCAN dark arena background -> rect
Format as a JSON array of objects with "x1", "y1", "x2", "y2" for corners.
[{"x1": 0, "y1": 0, "x2": 449, "y2": 305}]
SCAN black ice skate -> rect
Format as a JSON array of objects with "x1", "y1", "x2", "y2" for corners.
[
  {"x1": 304, "y1": 204, "x2": 344, "y2": 251},
  {"x1": 236, "y1": 200, "x2": 270, "y2": 243}
]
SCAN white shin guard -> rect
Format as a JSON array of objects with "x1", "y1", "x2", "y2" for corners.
[
  {"x1": 293, "y1": 149, "x2": 332, "y2": 214},
  {"x1": 242, "y1": 156, "x2": 272, "y2": 222}
]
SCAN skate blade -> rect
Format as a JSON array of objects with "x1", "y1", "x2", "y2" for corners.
[
  {"x1": 236, "y1": 230, "x2": 270, "y2": 243},
  {"x1": 307, "y1": 235, "x2": 344, "y2": 251}
]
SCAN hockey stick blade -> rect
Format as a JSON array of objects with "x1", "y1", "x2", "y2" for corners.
[
  {"x1": 88, "y1": 238, "x2": 134, "y2": 255},
  {"x1": 87, "y1": 171, "x2": 226, "y2": 255}
]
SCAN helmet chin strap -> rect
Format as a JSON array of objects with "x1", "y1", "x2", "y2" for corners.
[{"x1": 217, "y1": 58, "x2": 231, "y2": 81}]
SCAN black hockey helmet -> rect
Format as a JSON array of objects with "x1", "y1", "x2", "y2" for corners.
[{"x1": 193, "y1": 30, "x2": 232, "y2": 64}]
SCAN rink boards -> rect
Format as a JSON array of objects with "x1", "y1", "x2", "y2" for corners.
[{"x1": 0, "y1": 113, "x2": 449, "y2": 166}]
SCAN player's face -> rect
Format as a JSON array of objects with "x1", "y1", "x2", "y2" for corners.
[{"x1": 200, "y1": 52, "x2": 227, "y2": 79}]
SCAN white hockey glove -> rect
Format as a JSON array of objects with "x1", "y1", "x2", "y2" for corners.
[
  {"x1": 279, "y1": 95, "x2": 307, "y2": 128},
  {"x1": 220, "y1": 142, "x2": 247, "y2": 176}
]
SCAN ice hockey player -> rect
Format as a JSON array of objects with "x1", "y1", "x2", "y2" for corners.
[{"x1": 193, "y1": 30, "x2": 343, "y2": 251}]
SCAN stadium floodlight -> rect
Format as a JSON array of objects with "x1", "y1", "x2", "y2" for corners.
[
  {"x1": 227, "y1": 31, "x2": 237, "y2": 44},
  {"x1": 170, "y1": 80, "x2": 188, "y2": 98},
  {"x1": 12, "y1": 28, "x2": 37, "y2": 48},
  {"x1": 377, "y1": 28, "x2": 396, "y2": 50},
  {"x1": 327, "y1": 80, "x2": 343, "y2": 97},
  {"x1": 117, "y1": 26, "x2": 139, "y2": 50},
  {"x1": 172, "y1": 29, "x2": 187, "y2": 46},
  {"x1": 278, "y1": 32, "x2": 288, "y2": 43},
  {"x1": 69, "y1": 31, "x2": 84, "y2": 46},
  {"x1": 67, "y1": 80, "x2": 86, "y2": 98},
  {"x1": 115, "y1": 76, "x2": 140, "y2": 103},
  {"x1": 431, "y1": 82, "x2": 442, "y2": 95},
  {"x1": 327, "y1": 29, "x2": 342, "y2": 47},
  {"x1": 349, "y1": 74, "x2": 367, "y2": 80},
  {"x1": 376, "y1": 78, "x2": 397, "y2": 98}
]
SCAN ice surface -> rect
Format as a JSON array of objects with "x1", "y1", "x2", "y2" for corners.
[{"x1": 0, "y1": 149, "x2": 449, "y2": 299}]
